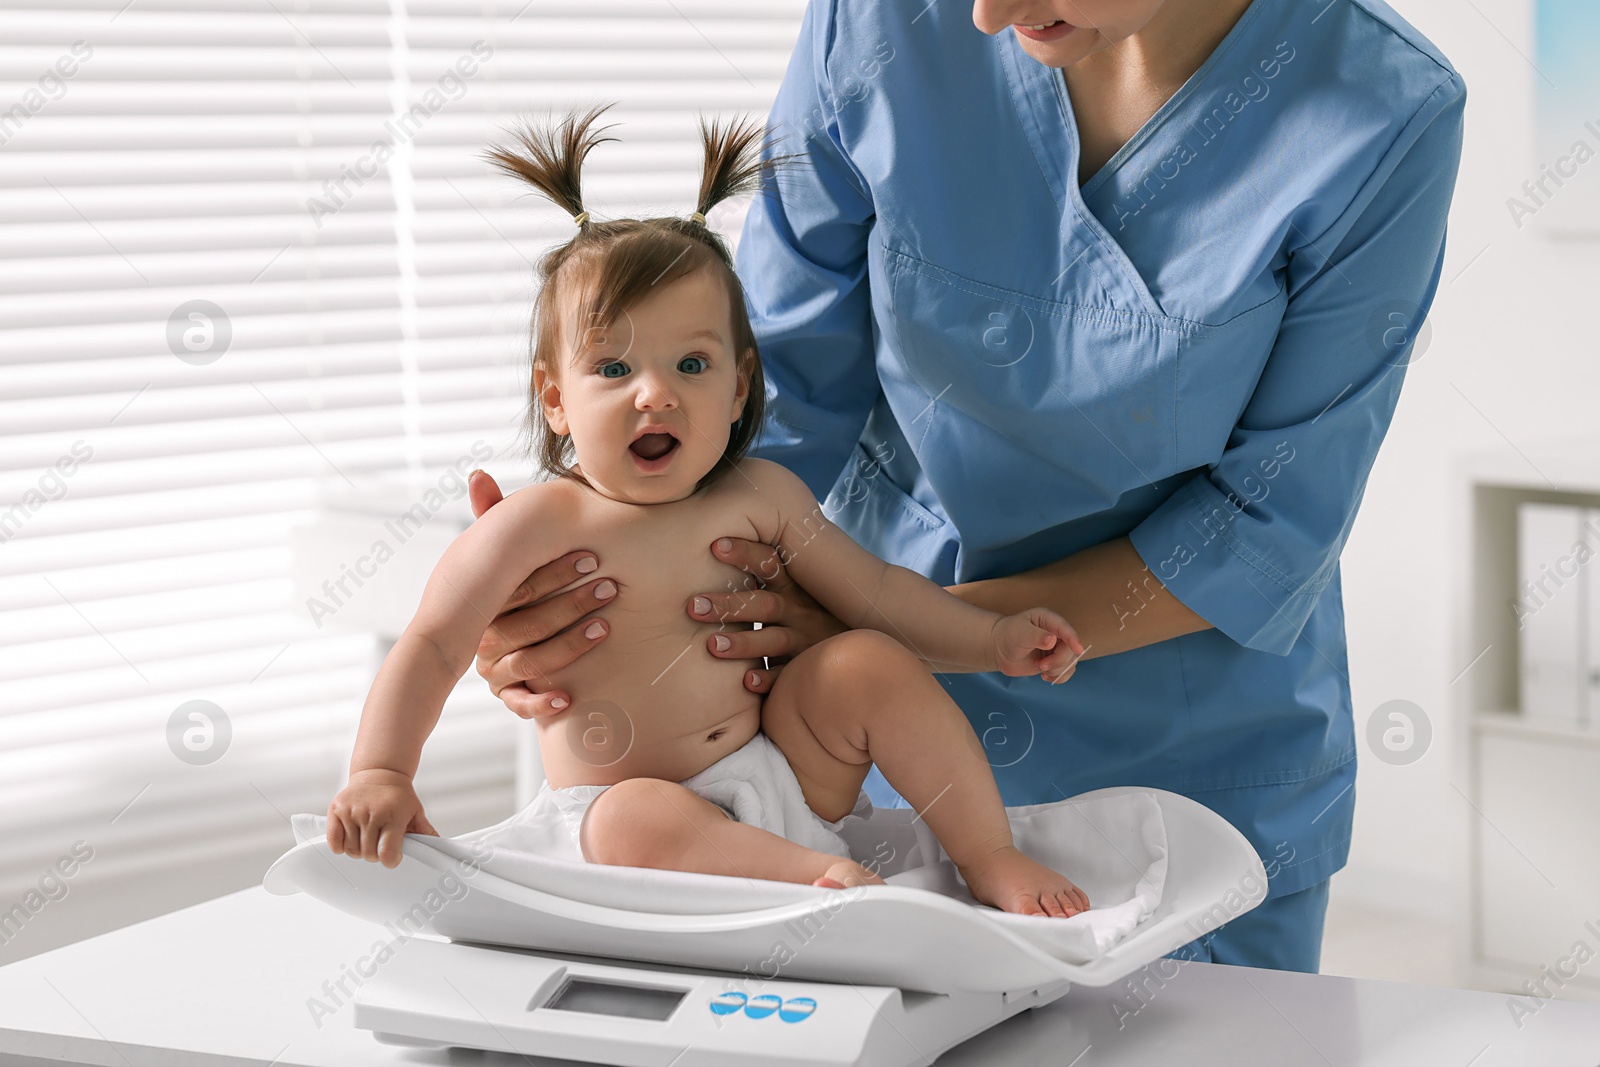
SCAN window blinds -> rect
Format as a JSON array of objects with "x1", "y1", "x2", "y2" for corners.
[{"x1": 0, "y1": 0, "x2": 803, "y2": 958}]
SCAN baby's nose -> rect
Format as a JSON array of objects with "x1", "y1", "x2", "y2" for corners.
[{"x1": 634, "y1": 377, "x2": 678, "y2": 409}]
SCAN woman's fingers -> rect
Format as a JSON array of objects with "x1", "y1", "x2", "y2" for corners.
[
  {"x1": 688, "y1": 537, "x2": 849, "y2": 667},
  {"x1": 467, "y1": 468, "x2": 504, "y2": 519},
  {"x1": 478, "y1": 612, "x2": 604, "y2": 720},
  {"x1": 476, "y1": 574, "x2": 615, "y2": 677},
  {"x1": 484, "y1": 611, "x2": 610, "y2": 691},
  {"x1": 743, "y1": 665, "x2": 778, "y2": 694},
  {"x1": 707, "y1": 624, "x2": 798, "y2": 661},
  {"x1": 687, "y1": 587, "x2": 786, "y2": 626},
  {"x1": 713, "y1": 535, "x2": 794, "y2": 589},
  {"x1": 685, "y1": 581, "x2": 793, "y2": 660},
  {"x1": 495, "y1": 552, "x2": 609, "y2": 619},
  {"x1": 479, "y1": 572, "x2": 615, "y2": 661}
]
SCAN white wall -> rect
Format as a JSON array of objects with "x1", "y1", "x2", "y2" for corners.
[{"x1": 1339, "y1": 0, "x2": 1599, "y2": 913}]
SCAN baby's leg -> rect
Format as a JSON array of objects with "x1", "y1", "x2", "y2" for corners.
[
  {"x1": 762, "y1": 629, "x2": 1089, "y2": 918},
  {"x1": 579, "y1": 777, "x2": 881, "y2": 889}
]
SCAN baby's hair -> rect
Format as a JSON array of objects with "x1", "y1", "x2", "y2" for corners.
[{"x1": 483, "y1": 103, "x2": 792, "y2": 493}]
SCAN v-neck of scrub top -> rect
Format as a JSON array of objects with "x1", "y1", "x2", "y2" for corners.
[{"x1": 996, "y1": 0, "x2": 1268, "y2": 317}]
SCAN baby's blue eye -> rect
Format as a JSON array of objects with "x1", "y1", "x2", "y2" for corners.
[
  {"x1": 597, "y1": 362, "x2": 628, "y2": 379},
  {"x1": 679, "y1": 355, "x2": 708, "y2": 374}
]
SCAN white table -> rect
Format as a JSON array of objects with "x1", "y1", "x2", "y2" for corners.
[{"x1": 1, "y1": 888, "x2": 1597, "y2": 1066}]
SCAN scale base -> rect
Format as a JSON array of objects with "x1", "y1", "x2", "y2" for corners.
[{"x1": 354, "y1": 938, "x2": 1071, "y2": 1067}]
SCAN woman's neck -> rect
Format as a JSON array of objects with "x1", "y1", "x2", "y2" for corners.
[
  {"x1": 1062, "y1": 0, "x2": 1257, "y2": 182},
  {"x1": 1073, "y1": 0, "x2": 1256, "y2": 91}
]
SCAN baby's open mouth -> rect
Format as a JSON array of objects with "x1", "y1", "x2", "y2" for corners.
[{"x1": 629, "y1": 433, "x2": 679, "y2": 460}]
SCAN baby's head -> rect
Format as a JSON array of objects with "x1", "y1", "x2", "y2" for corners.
[{"x1": 485, "y1": 105, "x2": 780, "y2": 505}]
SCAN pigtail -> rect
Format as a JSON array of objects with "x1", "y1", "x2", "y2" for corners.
[
  {"x1": 482, "y1": 103, "x2": 619, "y2": 225},
  {"x1": 691, "y1": 114, "x2": 791, "y2": 225}
]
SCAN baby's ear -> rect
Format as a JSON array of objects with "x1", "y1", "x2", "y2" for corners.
[
  {"x1": 730, "y1": 347, "x2": 755, "y2": 415},
  {"x1": 534, "y1": 365, "x2": 570, "y2": 435}
]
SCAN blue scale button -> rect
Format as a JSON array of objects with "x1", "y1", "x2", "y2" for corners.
[
  {"x1": 743, "y1": 994, "x2": 782, "y2": 1019},
  {"x1": 708, "y1": 991, "x2": 746, "y2": 1015},
  {"x1": 708, "y1": 991, "x2": 819, "y2": 1022},
  {"x1": 779, "y1": 997, "x2": 817, "y2": 1023}
]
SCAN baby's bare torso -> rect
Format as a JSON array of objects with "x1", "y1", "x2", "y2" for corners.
[{"x1": 530, "y1": 471, "x2": 771, "y2": 789}]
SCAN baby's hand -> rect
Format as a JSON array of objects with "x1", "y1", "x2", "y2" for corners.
[
  {"x1": 327, "y1": 768, "x2": 439, "y2": 869},
  {"x1": 990, "y1": 608, "x2": 1085, "y2": 683}
]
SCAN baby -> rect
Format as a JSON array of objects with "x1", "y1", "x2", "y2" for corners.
[{"x1": 326, "y1": 105, "x2": 1091, "y2": 918}]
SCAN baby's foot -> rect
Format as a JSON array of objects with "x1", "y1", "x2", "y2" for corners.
[
  {"x1": 957, "y1": 845, "x2": 1090, "y2": 918},
  {"x1": 812, "y1": 859, "x2": 885, "y2": 890}
]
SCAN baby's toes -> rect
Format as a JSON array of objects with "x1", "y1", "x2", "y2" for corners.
[
  {"x1": 1038, "y1": 891, "x2": 1069, "y2": 919},
  {"x1": 1054, "y1": 890, "x2": 1082, "y2": 917},
  {"x1": 816, "y1": 860, "x2": 882, "y2": 889},
  {"x1": 1013, "y1": 893, "x2": 1046, "y2": 917}
]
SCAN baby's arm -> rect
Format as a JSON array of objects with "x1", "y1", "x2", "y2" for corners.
[
  {"x1": 740, "y1": 459, "x2": 1080, "y2": 677},
  {"x1": 328, "y1": 483, "x2": 574, "y2": 866}
]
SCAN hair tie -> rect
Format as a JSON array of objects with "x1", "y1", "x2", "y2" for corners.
[
  {"x1": 689, "y1": 211, "x2": 707, "y2": 226},
  {"x1": 571, "y1": 210, "x2": 590, "y2": 227}
]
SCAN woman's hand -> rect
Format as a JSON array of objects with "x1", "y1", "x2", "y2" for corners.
[
  {"x1": 468, "y1": 469, "x2": 616, "y2": 720},
  {"x1": 686, "y1": 536, "x2": 850, "y2": 693},
  {"x1": 327, "y1": 768, "x2": 438, "y2": 869},
  {"x1": 990, "y1": 608, "x2": 1085, "y2": 684}
]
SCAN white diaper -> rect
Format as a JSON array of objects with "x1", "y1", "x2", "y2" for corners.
[{"x1": 519, "y1": 730, "x2": 873, "y2": 865}]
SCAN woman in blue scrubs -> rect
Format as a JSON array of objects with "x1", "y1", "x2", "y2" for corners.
[{"x1": 470, "y1": 0, "x2": 1465, "y2": 972}]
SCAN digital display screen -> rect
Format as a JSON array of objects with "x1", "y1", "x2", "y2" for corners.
[{"x1": 544, "y1": 979, "x2": 685, "y2": 1022}]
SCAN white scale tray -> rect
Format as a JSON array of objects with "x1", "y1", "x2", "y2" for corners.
[{"x1": 265, "y1": 786, "x2": 1265, "y2": 1065}]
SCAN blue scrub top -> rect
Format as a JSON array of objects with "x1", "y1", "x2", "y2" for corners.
[{"x1": 738, "y1": 0, "x2": 1465, "y2": 899}]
